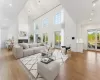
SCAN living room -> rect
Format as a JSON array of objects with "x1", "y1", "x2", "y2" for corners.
[{"x1": 0, "y1": 0, "x2": 100, "y2": 80}]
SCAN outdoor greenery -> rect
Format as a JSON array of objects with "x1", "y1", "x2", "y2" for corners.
[
  {"x1": 30, "y1": 35, "x2": 34, "y2": 42},
  {"x1": 88, "y1": 32, "x2": 100, "y2": 49},
  {"x1": 43, "y1": 33, "x2": 48, "y2": 44},
  {"x1": 55, "y1": 32, "x2": 61, "y2": 46}
]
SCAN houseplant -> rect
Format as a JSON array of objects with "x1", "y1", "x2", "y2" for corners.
[{"x1": 30, "y1": 35, "x2": 34, "y2": 43}]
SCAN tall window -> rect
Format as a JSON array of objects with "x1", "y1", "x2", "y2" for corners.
[
  {"x1": 34, "y1": 23, "x2": 38, "y2": 31},
  {"x1": 43, "y1": 33, "x2": 48, "y2": 44},
  {"x1": 55, "y1": 31, "x2": 61, "y2": 48},
  {"x1": 54, "y1": 10, "x2": 64, "y2": 24},
  {"x1": 43, "y1": 18, "x2": 48, "y2": 27}
]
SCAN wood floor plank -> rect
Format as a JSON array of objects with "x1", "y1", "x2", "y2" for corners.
[
  {"x1": 0, "y1": 49, "x2": 100, "y2": 80},
  {"x1": 0, "y1": 49, "x2": 31, "y2": 80}
]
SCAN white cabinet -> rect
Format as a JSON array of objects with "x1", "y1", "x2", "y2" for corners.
[{"x1": 77, "y1": 43, "x2": 84, "y2": 53}]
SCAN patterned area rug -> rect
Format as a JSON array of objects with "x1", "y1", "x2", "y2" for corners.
[{"x1": 20, "y1": 49, "x2": 68, "y2": 80}]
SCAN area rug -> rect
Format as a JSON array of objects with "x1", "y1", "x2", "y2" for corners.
[{"x1": 20, "y1": 49, "x2": 68, "y2": 80}]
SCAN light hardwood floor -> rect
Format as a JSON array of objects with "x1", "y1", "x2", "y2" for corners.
[
  {"x1": 0, "y1": 49, "x2": 100, "y2": 80},
  {"x1": 0, "y1": 49, "x2": 31, "y2": 80}
]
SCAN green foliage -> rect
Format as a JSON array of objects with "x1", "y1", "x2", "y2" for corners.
[
  {"x1": 88, "y1": 32, "x2": 100, "y2": 45},
  {"x1": 55, "y1": 33, "x2": 61, "y2": 43},
  {"x1": 30, "y1": 35, "x2": 34, "y2": 42},
  {"x1": 88, "y1": 33, "x2": 95, "y2": 41},
  {"x1": 43, "y1": 33, "x2": 48, "y2": 43}
]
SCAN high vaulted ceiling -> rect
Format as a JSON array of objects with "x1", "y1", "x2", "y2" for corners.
[
  {"x1": 24, "y1": 0, "x2": 60, "y2": 20},
  {"x1": 0, "y1": 0, "x2": 27, "y2": 28},
  {"x1": 0, "y1": 0, "x2": 100, "y2": 29},
  {"x1": 60, "y1": 0, "x2": 100, "y2": 24}
]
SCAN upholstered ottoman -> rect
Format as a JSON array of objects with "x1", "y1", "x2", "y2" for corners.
[{"x1": 37, "y1": 61, "x2": 60, "y2": 80}]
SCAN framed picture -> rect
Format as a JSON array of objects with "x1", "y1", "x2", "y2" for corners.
[{"x1": 19, "y1": 31, "x2": 27, "y2": 37}]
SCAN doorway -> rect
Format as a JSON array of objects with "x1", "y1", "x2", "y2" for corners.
[
  {"x1": 34, "y1": 34, "x2": 39, "y2": 43},
  {"x1": 87, "y1": 29, "x2": 100, "y2": 51},
  {"x1": 54, "y1": 31, "x2": 61, "y2": 48}
]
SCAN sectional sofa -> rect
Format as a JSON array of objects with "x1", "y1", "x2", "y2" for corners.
[{"x1": 13, "y1": 43, "x2": 47, "y2": 59}]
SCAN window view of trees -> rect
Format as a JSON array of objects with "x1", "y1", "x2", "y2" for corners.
[
  {"x1": 55, "y1": 31, "x2": 61, "y2": 48},
  {"x1": 43, "y1": 18, "x2": 48, "y2": 27},
  {"x1": 97, "y1": 30, "x2": 100, "y2": 49},
  {"x1": 43, "y1": 33, "x2": 48, "y2": 44},
  {"x1": 88, "y1": 31, "x2": 96, "y2": 49},
  {"x1": 88, "y1": 30, "x2": 100, "y2": 49}
]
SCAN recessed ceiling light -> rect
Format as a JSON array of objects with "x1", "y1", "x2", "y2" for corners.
[
  {"x1": 93, "y1": 3, "x2": 96, "y2": 7},
  {"x1": 9, "y1": 4, "x2": 12, "y2": 7},
  {"x1": 91, "y1": 13, "x2": 94, "y2": 16},
  {"x1": 90, "y1": 18, "x2": 92, "y2": 21}
]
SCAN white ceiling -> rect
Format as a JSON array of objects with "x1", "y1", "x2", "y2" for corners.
[
  {"x1": 0, "y1": 0, "x2": 28, "y2": 28},
  {"x1": 0, "y1": 0, "x2": 100, "y2": 29},
  {"x1": 24, "y1": 0, "x2": 60, "y2": 20},
  {"x1": 60, "y1": 0, "x2": 100, "y2": 25},
  {"x1": 60, "y1": 0, "x2": 92, "y2": 24}
]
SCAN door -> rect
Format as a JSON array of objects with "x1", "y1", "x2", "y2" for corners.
[
  {"x1": 54, "y1": 31, "x2": 61, "y2": 48},
  {"x1": 34, "y1": 34, "x2": 38, "y2": 43},
  {"x1": 87, "y1": 30, "x2": 96, "y2": 50},
  {"x1": 97, "y1": 30, "x2": 100, "y2": 50},
  {"x1": 43, "y1": 33, "x2": 48, "y2": 44}
]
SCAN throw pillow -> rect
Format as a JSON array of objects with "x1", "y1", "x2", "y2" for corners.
[{"x1": 22, "y1": 43, "x2": 29, "y2": 49}]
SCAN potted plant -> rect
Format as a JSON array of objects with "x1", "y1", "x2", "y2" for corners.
[{"x1": 30, "y1": 35, "x2": 34, "y2": 43}]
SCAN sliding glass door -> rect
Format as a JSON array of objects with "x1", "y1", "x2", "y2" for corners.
[
  {"x1": 88, "y1": 30, "x2": 96, "y2": 50},
  {"x1": 97, "y1": 30, "x2": 100, "y2": 50},
  {"x1": 87, "y1": 29, "x2": 100, "y2": 51},
  {"x1": 54, "y1": 31, "x2": 61, "y2": 48}
]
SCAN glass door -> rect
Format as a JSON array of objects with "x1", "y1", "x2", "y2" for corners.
[
  {"x1": 87, "y1": 30, "x2": 96, "y2": 50},
  {"x1": 54, "y1": 31, "x2": 61, "y2": 48},
  {"x1": 97, "y1": 30, "x2": 100, "y2": 50},
  {"x1": 43, "y1": 33, "x2": 48, "y2": 44}
]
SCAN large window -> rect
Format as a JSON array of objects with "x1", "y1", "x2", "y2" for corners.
[
  {"x1": 43, "y1": 33, "x2": 48, "y2": 44},
  {"x1": 88, "y1": 29, "x2": 100, "y2": 50},
  {"x1": 34, "y1": 23, "x2": 38, "y2": 31},
  {"x1": 43, "y1": 18, "x2": 48, "y2": 27},
  {"x1": 55, "y1": 31, "x2": 61, "y2": 48},
  {"x1": 54, "y1": 10, "x2": 64, "y2": 24}
]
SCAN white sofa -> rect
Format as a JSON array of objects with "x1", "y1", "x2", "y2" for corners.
[{"x1": 13, "y1": 43, "x2": 47, "y2": 59}]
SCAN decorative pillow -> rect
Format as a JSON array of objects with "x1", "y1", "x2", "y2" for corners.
[
  {"x1": 22, "y1": 43, "x2": 29, "y2": 49},
  {"x1": 19, "y1": 43, "x2": 29, "y2": 49},
  {"x1": 19, "y1": 43, "x2": 24, "y2": 49}
]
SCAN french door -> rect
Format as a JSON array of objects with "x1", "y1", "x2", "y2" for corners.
[
  {"x1": 54, "y1": 31, "x2": 61, "y2": 48},
  {"x1": 97, "y1": 30, "x2": 100, "y2": 50},
  {"x1": 87, "y1": 29, "x2": 100, "y2": 51}
]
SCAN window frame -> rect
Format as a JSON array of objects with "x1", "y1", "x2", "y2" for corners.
[
  {"x1": 42, "y1": 18, "x2": 48, "y2": 27},
  {"x1": 43, "y1": 33, "x2": 48, "y2": 44},
  {"x1": 54, "y1": 10, "x2": 64, "y2": 25}
]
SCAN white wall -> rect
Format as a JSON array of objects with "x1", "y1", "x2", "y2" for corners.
[
  {"x1": 29, "y1": 5, "x2": 77, "y2": 52},
  {"x1": 81, "y1": 24, "x2": 100, "y2": 50},
  {"x1": 64, "y1": 10, "x2": 77, "y2": 52},
  {"x1": 32, "y1": 5, "x2": 62, "y2": 47},
  {"x1": 7, "y1": 21, "x2": 18, "y2": 44},
  {"x1": 0, "y1": 28, "x2": 1, "y2": 49},
  {"x1": 18, "y1": 8, "x2": 29, "y2": 39},
  {"x1": 0, "y1": 28, "x2": 8, "y2": 48}
]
